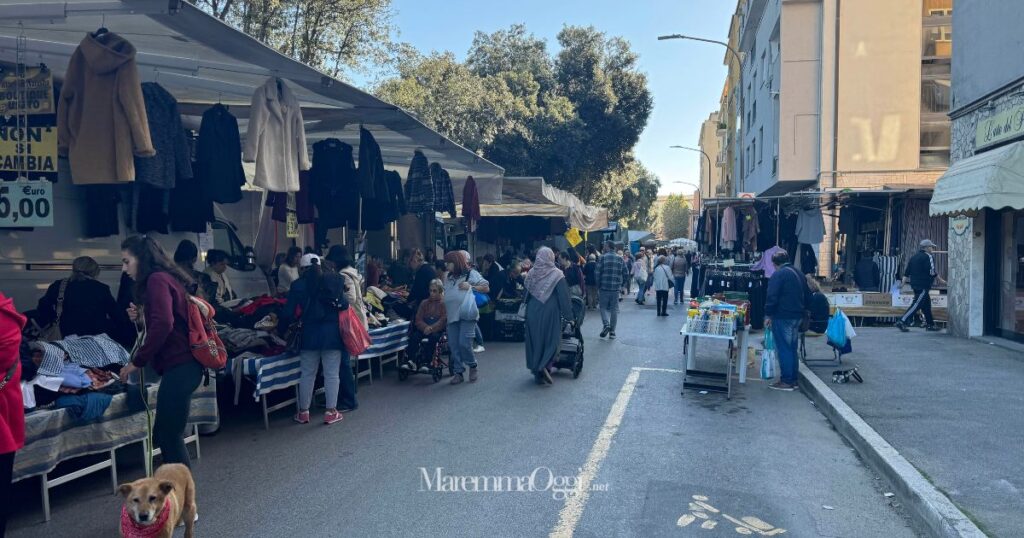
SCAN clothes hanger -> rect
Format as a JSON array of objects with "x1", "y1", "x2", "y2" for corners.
[{"x1": 93, "y1": 14, "x2": 108, "y2": 38}]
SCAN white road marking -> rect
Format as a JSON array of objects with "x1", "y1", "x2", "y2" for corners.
[
  {"x1": 550, "y1": 367, "x2": 645, "y2": 537},
  {"x1": 634, "y1": 367, "x2": 684, "y2": 373}
]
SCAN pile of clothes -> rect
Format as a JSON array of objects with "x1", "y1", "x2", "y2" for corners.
[{"x1": 20, "y1": 334, "x2": 131, "y2": 422}]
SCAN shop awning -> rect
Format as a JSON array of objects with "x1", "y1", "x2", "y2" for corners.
[
  {"x1": 460, "y1": 177, "x2": 609, "y2": 231},
  {"x1": 0, "y1": 0, "x2": 504, "y2": 202},
  {"x1": 930, "y1": 141, "x2": 1024, "y2": 216}
]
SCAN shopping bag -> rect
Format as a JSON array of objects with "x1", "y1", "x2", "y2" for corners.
[
  {"x1": 842, "y1": 310, "x2": 857, "y2": 339},
  {"x1": 825, "y1": 308, "x2": 848, "y2": 348},
  {"x1": 761, "y1": 330, "x2": 777, "y2": 380},
  {"x1": 338, "y1": 307, "x2": 371, "y2": 356},
  {"x1": 459, "y1": 288, "x2": 480, "y2": 321}
]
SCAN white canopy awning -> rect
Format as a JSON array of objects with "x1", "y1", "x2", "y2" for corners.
[
  {"x1": 0, "y1": 0, "x2": 504, "y2": 203},
  {"x1": 930, "y1": 141, "x2": 1024, "y2": 216},
  {"x1": 458, "y1": 177, "x2": 608, "y2": 231}
]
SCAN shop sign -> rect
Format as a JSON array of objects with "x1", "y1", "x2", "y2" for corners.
[
  {"x1": 976, "y1": 104, "x2": 1024, "y2": 151},
  {"x1": 951, "y1": 215, "x2": 971, "y2": 236},
  {"x1": 0, "y1": 179, "x2": 53, "y2": 227},
  {"x1": 826, "y1": 293, "x2": 863, "y2": 307},
  {"x1": 738, "y1": 192, "x2": 756, "y2": 199},
  {"x1": 892, "y1": 293, "x2": 947, "y2": 309},
  {"x1": 286, "y1": 212, "x2": 299, "y2": 238},
  {"x1": 0, "y1": 123, "x2": 58, "y2": 182},
  {"x1": 0, "y1": 67, "x2": 54, "y2": 115}
]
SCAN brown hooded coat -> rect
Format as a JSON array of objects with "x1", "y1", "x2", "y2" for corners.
[{"x1": 57, "y1": 32, "x2": 155, "y2": 184}]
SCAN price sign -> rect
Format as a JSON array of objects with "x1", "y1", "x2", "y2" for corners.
[
  {"x1": 0, "y1": 121, "x2": 59, "y2": 182},
  {"x1": 0, "y1": 67, "x2": 54, "y2": 115},
  {"x1": 0, "y1": 180, "x2": 53, "y2": 227},
  {"x1": 286, "y1": 212, "x2": 299, "y2": 238},
  {"x1": 564, "y1": 227, "x2": 582, "y2": 247}
]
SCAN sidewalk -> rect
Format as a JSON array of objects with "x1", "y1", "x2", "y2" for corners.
[{"x1": 803, "y1": 328, "x2": 1024, "y2": 537}]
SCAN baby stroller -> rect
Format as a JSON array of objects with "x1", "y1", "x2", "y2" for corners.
[
  {"x1": 552, "y1": 296, "x2": 585, "y2": 378},
  {"x1": 398, "y1": 332, "x2": 451, "y2": 383}
]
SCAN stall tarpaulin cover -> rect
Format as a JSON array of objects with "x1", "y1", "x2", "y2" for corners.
[{"x1": 460, "y1": 177, "x2": 608, "y2": 231}]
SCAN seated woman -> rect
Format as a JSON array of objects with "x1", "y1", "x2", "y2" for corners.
[
  {"x1": 404, "y1": 279, "x2": 447, "y2": 372},
  {"x1": 34, "y1": 256, "x2": 124, "y2": 339},
  {"x1": 806, "y1": 276, "x2": 831, "y2": 334},
  {"x1": 201, "y1": 249, "x2": 240, "y2": 324}
]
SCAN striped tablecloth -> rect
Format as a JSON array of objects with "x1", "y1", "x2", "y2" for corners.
[
  {"x1": 232, "y1": 320, "x2": 409, "y2": 401},
  {"x1": 13, "y1": 379, "x2": 218, "y2": 482}
]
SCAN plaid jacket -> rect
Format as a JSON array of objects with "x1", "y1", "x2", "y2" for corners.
[
  {"x1": 429, "y1": 162, "x2": 456, "y2": 218},
  {"x1": 404, "y1": 150, "x2": 433, "y2": 214},
  {"x1": 595, "y1": 252, "x2": 626, "y2": 292}
]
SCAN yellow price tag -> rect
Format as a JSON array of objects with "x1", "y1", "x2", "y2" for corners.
[{"x1": 564, "y1": 227, "x2": 582, "y2": 247}]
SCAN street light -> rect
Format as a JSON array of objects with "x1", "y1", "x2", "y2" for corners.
[
  {"x1": 670, "y1": 145, "x2": 712, "y2": 199},
  {"x1": 659, "y1": 33, "x2": 745, "y2": 194}
]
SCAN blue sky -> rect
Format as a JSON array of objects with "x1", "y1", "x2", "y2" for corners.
[{"x1": 378, "y1": 0, "x2": 736, "y2": 195}]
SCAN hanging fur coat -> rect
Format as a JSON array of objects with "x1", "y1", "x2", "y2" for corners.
[
  {"x1": 58, "y1": 32, "x2": 155, "y2": 184},
  {"x1": 243, "y1": 77, "x2": 310, "y2": 192}
]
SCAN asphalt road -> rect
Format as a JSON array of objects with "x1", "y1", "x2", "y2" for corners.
[{"x1": 7, "y1": 296, "x2": 920, "y2": 537}]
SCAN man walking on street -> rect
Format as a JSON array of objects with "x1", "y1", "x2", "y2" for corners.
[
  {"x1": 896, "y1": 239, "x2": 945, "y2": 332},
  {"x1": 595, "y1": 241, "x2": 626, "y2": 339},
  {"x1": 765, "y1": 250, "x2": 809, "y2": 391},
  {"x1": 671, "y1": 250, "x2": 690, "y2": 304}
]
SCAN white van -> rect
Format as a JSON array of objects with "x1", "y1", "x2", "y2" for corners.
[{"x1": 0, "y1": 176, "x2": 273, "y2": 312}]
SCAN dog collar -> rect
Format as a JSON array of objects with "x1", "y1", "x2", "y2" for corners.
[{"x1": 120, "y1": 498, "x2": 171, "y2": 538}]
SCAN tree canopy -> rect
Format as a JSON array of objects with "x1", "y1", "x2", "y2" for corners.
[
  {"x1": 655, "y1": 194, "x2": 691, "y2": 240},
  {"x1": 376, "y1": 24, "x2": 658, "y2": 227}
]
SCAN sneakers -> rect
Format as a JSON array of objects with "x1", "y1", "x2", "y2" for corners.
[
  {"x1": 542, "y1": 368, "x2": 554, "y2": 385},
  {"x1": 768, "y1": 382, "x2": 796, "y2": 392},
  {"x1": 609, "y1": 331, "x2": 616, "y2": 339},
  {"x1": 323, "y1": 410, "x2": 343, "y2": 425},
  {"x1": 895, "y1": 321, "x2": 909, "y2": 333},
  {"x1": 450, "y1": 373, "x2": 464, "y2": 385},
  {"x1": 469, "y1": 367, "x2": 478, "y2": 383},
  {"x1": 600, "y1": 327, "x2": 610, "y2": 338},
  {"x1": 473, "y1": 345, "x2": 486, "y2": 353},
  {"x1": 925, "y1": 325, "x2": 941, "y2": 332},
  {"x1": 294, "y1": 411, "x2": 310, "y2": 424}
]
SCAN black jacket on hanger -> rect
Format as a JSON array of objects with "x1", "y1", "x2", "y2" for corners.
[
  {"x1": 404, "y1": 150, "x2": 433, "y2": 214},
  {"x1": 196, "y1": 104, "x2": 246, "y2": 204},
  {"x1": 310, "y1": 138, "x2": 358, "y2": 229},
  {"x1": 357, "y1": 127, "x2": 386, "y2": 200},
  {"x1": 135, "y1": 82, "x2": 192, "y2": 189}
]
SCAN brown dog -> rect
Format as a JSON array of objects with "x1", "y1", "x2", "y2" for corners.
[{"x1": 118, "y1": 463, "x2": 196, "y2": 538}]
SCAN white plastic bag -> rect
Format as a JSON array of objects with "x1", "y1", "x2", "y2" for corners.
[
  {"x1": 842, "y1": 310, "x2": 857, "y2": 339},
  {"x1": 458, "y1": 288, "x2": 479, "y2": 321}
]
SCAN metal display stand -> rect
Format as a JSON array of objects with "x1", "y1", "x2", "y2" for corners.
[{"x1": 680, "y1": 320, "x2": 750, "y2": 399}]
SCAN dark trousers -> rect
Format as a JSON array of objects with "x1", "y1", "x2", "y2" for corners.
[
  {"x1": 900, "y1": 288, "x2": 934, "y2": 327},
  {"x1": 337, "y1": 351, "x2": 358, "y2": 410},
  {"x1": 656, "y1": 290, "x2": 669, "y2": 315},
  {"x1": 154, "y1": 360, "x2": 203, "y2": 467},
  {"x1": 690, "y1": 266, "x2": 702, "y2": 298},
  {"x1": 1, "y1": 450, "x2": 13, "y2": 536}
]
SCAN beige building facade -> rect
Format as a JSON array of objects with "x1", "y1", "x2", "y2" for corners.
[{"x1": 697, "y1": 112, "x2": 724, "y2": 199}]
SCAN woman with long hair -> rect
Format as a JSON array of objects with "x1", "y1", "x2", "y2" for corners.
[
  {"x1": 277, "y1": 246, "x2": 303, "y2": 295},
  {"x1": 442, "y1": 251, "x2": 489, "y2": 384},
  {"x1": 524, "y1": 247, "x2": 573, "y2": 385},
  {"x1": 280, "y1": 254, "x2": 353, "y2": 424},
  {"x1": 118, "y1": 236, "x2": 203, "y2": 467}
]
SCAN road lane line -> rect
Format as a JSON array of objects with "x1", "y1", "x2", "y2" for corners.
[
  {"x1": 550, "y1": 367, "x2": 642, "y2": 537},
  {"x1": 634, "y1": 367, "x2": 683, "y2": 373}
]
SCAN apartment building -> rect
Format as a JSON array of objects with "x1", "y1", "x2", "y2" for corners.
[{"x1": 697, "y1": 112, "x2": 724, "y2": 198}]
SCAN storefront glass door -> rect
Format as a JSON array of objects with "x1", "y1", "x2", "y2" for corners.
[{"x1": 995, "y1": 210, "x2": 1024, "y2": 341}]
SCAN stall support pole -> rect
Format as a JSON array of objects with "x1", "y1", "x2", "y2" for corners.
[
  {"x1": 883, "y1": 197, "x2": 893, "y2": 255},
  {"x1": 776, "y1": 199, "x2": 781, "y2": 246},
  {"x1": 715, "y1": 204, "x2": 720, "y2": 258}
]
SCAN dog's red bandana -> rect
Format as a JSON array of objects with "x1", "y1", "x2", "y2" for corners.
[{"x1": 120, "y1": 499, "x2": 171, "y2": 538}]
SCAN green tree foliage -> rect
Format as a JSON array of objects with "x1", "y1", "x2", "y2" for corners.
[
  {"x1": 655, "y1": 194, "x2": 691, "y2": 240},
  {"x1": 375, "y1": 24, "x2": 657, "y2": 224},
  {"x1": 188, "y1": 0, "x2": 399, "y2": 79}
]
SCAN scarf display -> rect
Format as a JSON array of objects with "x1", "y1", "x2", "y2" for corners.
[{"x1": 524, "y1": 247, "x2": 564, "y2": 304}]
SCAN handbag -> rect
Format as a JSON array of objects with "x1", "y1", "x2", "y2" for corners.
[
  {"x1": 473, "y1": 290, "x2": 489, "y2": 308},
  {"x1": 338, "y1": 306, "x2": 371, "y2": 356},
  {"x1": 40, "y1": 278, "x2": 69, "y2": 341}
]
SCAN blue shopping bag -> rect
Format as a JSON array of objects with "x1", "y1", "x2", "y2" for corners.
[
  {"x1": 825, "y1": 308, "x2": 848, "y2": 348},
  {"x1": 761, "y1": 329, "x2": 777, "y2": 380}
]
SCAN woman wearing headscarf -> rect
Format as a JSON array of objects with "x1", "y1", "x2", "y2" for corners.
[
  {"x1": 442, "y1": 251, "x2": 489, "y2": 385},
  {"x1": 524, "y1": 247, "x2": 573, "y2": 385}
]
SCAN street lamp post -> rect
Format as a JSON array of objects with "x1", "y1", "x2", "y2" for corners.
[
  {"x1": 659, "y1": 34, "x2": 745, "y2": 195},
  {"x1": 670, "y1": 145, "x2": 712, "y2": 199}
]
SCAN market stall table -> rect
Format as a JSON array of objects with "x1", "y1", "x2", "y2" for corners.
[
  {"x1": 231, "y1": 321, "x2": 410, "y2": 428},
  {"x1": 679, "y1": 319, "x2": 750, "y2": 400},
  {"x1": 13, "y1": 380, "x2": 218, "y2": 522}
]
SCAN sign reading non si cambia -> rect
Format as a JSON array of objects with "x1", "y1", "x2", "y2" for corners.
[
  {"x1": 0, "y1": 67, "x2": 55, "y2": 115},
  {"x1": 0, "y1": 122, "x2": 58, "y2": 182}
]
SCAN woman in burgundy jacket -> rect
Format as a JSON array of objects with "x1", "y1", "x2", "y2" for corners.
[
  {"x1": 118, "y1": 236, "x2": 203, "y2": 468},
  {"x1": 1, "y1": 291, "x2": 26, "y2": 536}
]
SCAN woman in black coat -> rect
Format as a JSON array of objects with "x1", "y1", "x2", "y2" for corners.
[{"x1": 34, "y1": 256, "x2": 125, "y2": 339}]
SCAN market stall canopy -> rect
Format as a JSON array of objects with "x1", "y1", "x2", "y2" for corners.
[
  {"x1": 458, "y1": 176, "x2": 608, "y2": 231},
  {"x1": 930, "y1": 141, "x2": 1024, "y2": 216},
  {"x1": 0, "y1": 0, "x2": 504, "y2": 203},
  {"x1": 628, "y1": 230, "x2": 654, "y2": 244},
  {"x1": 668, "y1": 238, "x2": 698, "y2": 251}
]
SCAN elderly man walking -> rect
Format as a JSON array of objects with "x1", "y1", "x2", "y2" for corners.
[
  {"x1": 896, "y1": 239, "x2": 946, "y2": 332},
  {"x1": 765, "y1": 250, "x2": 810, "y2": 391},
  {"x1": 595, "y1": 241, "x2": 626, "y2": 339}
]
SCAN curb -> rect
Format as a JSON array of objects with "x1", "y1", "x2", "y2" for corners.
[{"x1": 798, "y1": 367, "x2": 987, "y2": 538}]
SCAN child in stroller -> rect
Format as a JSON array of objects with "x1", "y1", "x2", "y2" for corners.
[{"x1": 400, "y1": 280, "x2": 449, "y2": 381}]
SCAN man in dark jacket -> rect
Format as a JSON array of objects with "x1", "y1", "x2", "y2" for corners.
[
  {"x1": 853, "y1": 251, "x2": 881, "y2": 291},
  {"x1": 896, "y1": 239, "x2": 945, "y2": 332},
  {"x1": 765, "y1": 250, "x2": 809, "y2": 391}
]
